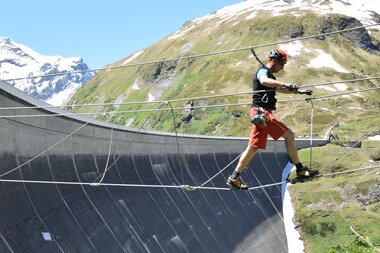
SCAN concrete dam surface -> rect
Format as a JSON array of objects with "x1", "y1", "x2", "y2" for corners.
[{"x1": 0, "y1": 80, "x2": 327, "y2": 252}]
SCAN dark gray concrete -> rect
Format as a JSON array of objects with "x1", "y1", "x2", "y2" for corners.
[{"x1": 0, "y1": 80, "x2": 328, "y2": 253}]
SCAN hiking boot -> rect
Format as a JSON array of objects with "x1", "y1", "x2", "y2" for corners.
[
  {"x1": 227, "y1": 176, "x2": 249, "y2": 190},
  {"x1": 296, "y1": 167, "x2": 319, "y2": 179}
]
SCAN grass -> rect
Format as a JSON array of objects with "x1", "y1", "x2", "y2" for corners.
[{"x1": 290, "y1": 140, "x2": 380, "y2": 252}]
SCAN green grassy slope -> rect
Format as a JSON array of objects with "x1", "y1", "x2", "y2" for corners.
[{"x1": 290, "y1": 140, "x2": 380, "y2": 252}]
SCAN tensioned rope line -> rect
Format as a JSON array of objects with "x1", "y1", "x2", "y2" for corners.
[
  {"x1": 2, "y1": 90, "x2": 379, "y2": 190},
  {"x1": 166, "y1": 101, "x2": 186, "y2": 186},
  {"x1": 0, "y1": 165, "x2": 378, "y2": 191},
  {"x1": 1, "y1": 76, "x2": 379, "y2": 111},
  {"x1": 1, "y1": 87, "x2": 379, "y2": 188},
  {"x1": 98, "y1": 99, "x2": 233, "y2": 188},
  {"x1": 252, "y1": 165, "x2": 380, "y2": 191},
  {"x1": 97, "y1": 125, "x2": 114, "y2": 184},
  {"x1": 0, "y1": 117, "x2": 94, "y2": 179},
  {"x1": 318, "y1": 126, "x2": 380, "y2": 173},
  {"x1": 1, "y1": 99, "x2": 226, "y2": 189},
  {"x1": 2, "y1": 23, "x2": 379, "y2": 83},
  {"x1": 280, "y1": 100, "x2": 305, "y2": 120},
  {"x1": 322, "y1": 165, "x2": 380, "y2": 177},
  {"x1": 91, "y1": 101, "x2": 171, "y2": 185},
  {"x1": 2, "y1": 86, "x2": 380, "y2": 119},
  {"x1": 165, "y1": 87, "x2": 380, "y2": 190},
  {"x1": 196, "y1": 153, "x2": 243, "y2": 188}
]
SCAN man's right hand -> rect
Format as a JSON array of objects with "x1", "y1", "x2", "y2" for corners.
[{"x1": 282, "y1": 83, "x2": 299, "y2": 92}]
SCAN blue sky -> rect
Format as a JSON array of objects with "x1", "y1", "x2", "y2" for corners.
[{"x1": 1, "y1": 1, "x2": 241, "y2": 69}]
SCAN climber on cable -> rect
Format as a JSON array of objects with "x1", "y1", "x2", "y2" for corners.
[{"x1": 227, "y1": 48, "x2": 319, "y2": 190}]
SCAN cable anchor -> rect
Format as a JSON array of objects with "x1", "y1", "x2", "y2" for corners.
[{"x1": 181, "y1": 185, "x2": 193, "y2": 191}]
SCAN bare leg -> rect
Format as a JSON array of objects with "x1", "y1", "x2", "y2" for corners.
[
  {"x1": 282, "y1": 129, "x2": 300, "y2": 164},
  {"x1": 234, "y1": 145, "x2": 258, "y2": 173}
]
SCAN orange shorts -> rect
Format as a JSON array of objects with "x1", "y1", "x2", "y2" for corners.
[{"x1": 249, "y1": 107, "x2": 289, "y2": 149}]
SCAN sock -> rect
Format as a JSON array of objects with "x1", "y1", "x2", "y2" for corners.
[
  {"x1": 295, "y1": 163, "x2": 304, "y2": 172},
  {"x1": 230, "y1": 171, "x2": 241, "y2": 179}
]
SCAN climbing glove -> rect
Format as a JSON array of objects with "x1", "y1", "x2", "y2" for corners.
[{"x1": 282, "y1": 83, "x2": 299, "y2": 92}]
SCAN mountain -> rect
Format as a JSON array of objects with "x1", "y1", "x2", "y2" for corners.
[
  {"x1": 69, "y1": 0, "x2": 380, "y2": 140},
  {"x1": 0, "y1": 37, "x2": 94, "y2": 105}
]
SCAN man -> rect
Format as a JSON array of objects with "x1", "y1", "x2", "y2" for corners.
[{"x1": 227, "y1": 49, "x2": 318, "y2": 190}]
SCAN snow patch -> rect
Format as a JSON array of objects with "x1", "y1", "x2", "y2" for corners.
[
  {"x1": 315, "y1": 86, "x2": 338, "y2": 92},
  {"x1": 148, "y1": 93, "x2": 155, "y2": 102},
  {"x1": 225, "y1": 0, "x2": 379, "y2": 28},
  {"x1": 168, "y1": 22, "x2": 197, "y2": 40},
  {"x1": 132, "y1": 78, "x2": 143, "y2": 90},
  {"x1": 122, "y1": 50, "x2": 144, "y2": 65},
  {"x1": 334, "y1": 83, "x2": 348, "y2": 91},
  {"x1": 369, "y1": 135, "x2": 380, "y2": 140},
  {"x1": 166, "y1": 1, "x2": 379, "y2": 44},
  {"x1": 45, "y1": 83, "x2": 81, "y2": 106},
  {"x1": 125, "y1": 118, "x2": 134, "y2": 127},
  {"x1": 280, "y1": 41, "x2": 304, "y2": 57},
  {"x1": 307, "y1": 49, "x2": 349, "y2": 73}
]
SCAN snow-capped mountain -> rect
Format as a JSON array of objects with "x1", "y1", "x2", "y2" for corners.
[
  {"x1": 166, "y1": 0, "x2": 379, "y2": 78},
  {"x1": 200, "y1": 0, "x2": 379, "y2": 26},
  {"x1": 0, "y1": 37, "x2": 94, "y2": 106},
  {"x1": 170, "y1": 0, "x2": 379, "y2": 40}
]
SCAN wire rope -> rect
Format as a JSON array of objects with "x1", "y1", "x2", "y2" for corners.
[
  {"x1": 91, "y1": 102, "x2": 165, "y2": 184},
  {"x1": 0, "y1": 20, "x2": 379, "y2": 192},
  {"x1": 165, "y1": 101, "x2": 186, "y2": 185},
  {"x1": 1, "y1": 76, "x2": 379, "y2": 112},
  {"x1": 319, "y1": 126, "x2": 380, "y2": 173},
  {"x1": 2, "y1": 85, "x2": 379, "y2": 119},
  {"x1": 97, "y1": 125, "x2": 114, "y2": 184},
  {"x1": 0, "y1": 118, "x2": 93, "y2": 179},
  {"x1": 197, "y1": 153, "x2": 243, "y2": 188},
  {"x1": 2, "y1": 23, "x2": 379, "y2": 83},
  {"x1": 0, "y1": 165, "x2": 378, "y2": 191}
]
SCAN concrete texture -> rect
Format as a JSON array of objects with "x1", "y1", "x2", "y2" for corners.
[{"x1": 0, "y1": 80, "x2": 328, "y2": 252}]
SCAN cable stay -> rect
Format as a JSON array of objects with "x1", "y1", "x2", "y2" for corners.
[
  {"x1": 91, "y1": 102, "x2": 164, "y2": 184},
  {"x1": 97, "y1": 124, "x2": 114, "y2": 184},
  {"x1": 0, "y1": 76, "x2": 379, "y2": 112},
  {"x1": 319, "y1": 125, "x2": 380, "y2": 173},
  {"x1": 1, "y1": 85, "x2": 379, "y2": 119},
  {"x1": 1, "y1": 22, "x2": 379, "y2": 83},
  {"x1": 0, "y1": 118, "x2": 94, "y2": 179},
  {"x1": 1, "y1": 93, "x2": 379, "y2": 191},
  {"x1": 0, "y1": 20, "x2": 379, "y2": 196},
  {"x1": 0, "y1": 165, "x2": 378, "y2": 191},
  {"x1": 1, "y1": 85, "x2": 378, "y2": 184}
]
